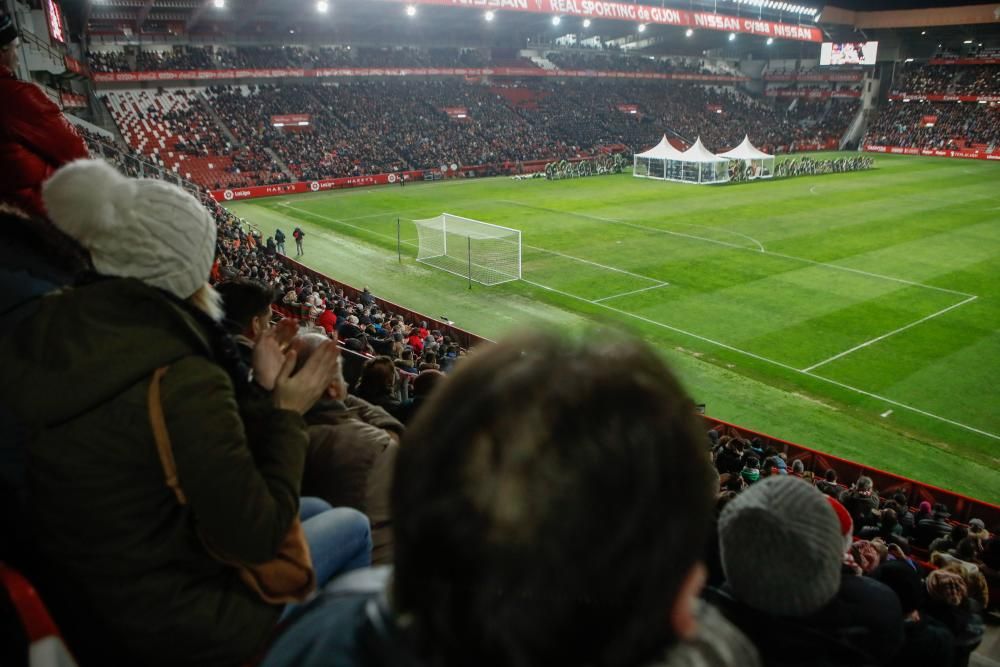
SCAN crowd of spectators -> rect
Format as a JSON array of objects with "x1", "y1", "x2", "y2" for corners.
[
  {"x1": 545, "y1": 51, "x2": 730, "y2": 76},
  {"x1": 92, "y1": 79, "x2": 863, "y2": 189},
  {"x1": 89, "y1": 45, "x2": 499, "y2": 73},
  {"x1": 893, "y1": 62, "x2": 1000, "y2": 95},
  {"x1": 864, "y1": 100, "x2": 1000, "y2": 150}
]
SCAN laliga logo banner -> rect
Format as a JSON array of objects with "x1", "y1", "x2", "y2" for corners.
[
  {"x1": 310, "y1": 181, "x2": 320, "y2": 192},
  {"x1": 388, "y1": 174, "x2": 398, "y2": 183},
  {"x1": 223, "y1": 189, "x2": 235, "y2": 201}
]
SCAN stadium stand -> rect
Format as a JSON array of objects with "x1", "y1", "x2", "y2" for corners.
[
  {"x1": 90, "y1": 80, "x2": 857, "y2": 189},
  {"x1": 864, "y1": 100, "x2": 1000, "y2": 151},
  {"x1": 5, "y1": 1, "x2": 1000, "y2": 664},
  {"x1": 893, "y1": 62, "x2": 1000, "y2": 96}
]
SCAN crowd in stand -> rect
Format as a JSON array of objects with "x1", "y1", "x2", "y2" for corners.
[
  {"x1": 545, "y1": 51, "x2": 726, "y2": 76},
  {"x1": 893, "y1": 62, "x2": 1000, "y2": 95},
  {"x1": 89, "y1": 45, "x2": 500, "y2": 73},
  {"x1": 89, "y1": 79, "x2": 862, "y2": 189},
  {"x1": 864, "y1": 100, "x2": 1000, "y2": 150}
]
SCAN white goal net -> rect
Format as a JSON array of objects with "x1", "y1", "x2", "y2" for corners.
[{"x1": 412, "y1": 213, "x2": 521, "y2": 286}]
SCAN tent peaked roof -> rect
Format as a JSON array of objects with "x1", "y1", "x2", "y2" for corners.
[
  {"x1": 680, "y1": 136, "x2": 727, "y2": 163},
  {"x1": 718, "y1": 135, "x2": 774, "y2": 159},
  {"x1": 636, "y1": 134, "x2": 685, "y2": 159}
]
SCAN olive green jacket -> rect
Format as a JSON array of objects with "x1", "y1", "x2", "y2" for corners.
[{"x1": 1, "y1": 278, "x2": 307, "y2": 666}]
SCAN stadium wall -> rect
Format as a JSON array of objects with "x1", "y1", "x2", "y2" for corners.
[
  {"x1": 864, "y1": 144, "x2": 1000, "y2": 160},
  {"x1": 262, "y1": 257, "x2": 1000, "y2": 523}
]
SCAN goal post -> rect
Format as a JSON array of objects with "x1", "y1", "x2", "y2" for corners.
[{"x1": 411, "y1": 213, "x2": 521, "y2": 287}]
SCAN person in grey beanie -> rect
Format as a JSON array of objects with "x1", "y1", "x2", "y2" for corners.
[{"x1": 705, "y1": 476, "x2": 904, "y2": 667}]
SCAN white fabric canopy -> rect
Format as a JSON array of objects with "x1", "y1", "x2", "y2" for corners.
[
  {"x1": 717, "y1": 135, "x2": 773, "y2": 160},
  {"x1": 635, "y1": 134, "x2": 686, "y2": 160},
  {"x1": 680, "y1": 137, "x2": 728, "y2": 163}
]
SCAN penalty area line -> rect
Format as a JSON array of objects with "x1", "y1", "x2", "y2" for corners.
[
  {"x1": 801, "y1": 295, "x2": 978, "y2": 373},
  {"x1": 521, "y1": 278, "x2": 1000, "y2": 443},
  {"x1": 593, "y1": 282, "x2": 670, "y2": 303}
]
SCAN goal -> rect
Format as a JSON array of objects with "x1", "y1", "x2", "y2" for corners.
[{"x1": 411, "y1": 213, "x2": 521, "y2": 286}]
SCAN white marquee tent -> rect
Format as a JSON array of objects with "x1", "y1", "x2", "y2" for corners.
[
  {"x1": 632, "y1": 134, "x2": 686, "y2": 180},
  {"x1": 633, "y1": 135, "x2": 730, "y2": 184},
  {"x1": 679, "y1": 137, "x2": 731, "y2": 184},
  {"x1": 717, "y1": 135, "x2": 775, "y2": 180}
]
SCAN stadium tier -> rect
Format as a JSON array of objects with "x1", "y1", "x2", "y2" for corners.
[{"x1": 3, "y1": 0, "x2": 1000, "y2": 665}]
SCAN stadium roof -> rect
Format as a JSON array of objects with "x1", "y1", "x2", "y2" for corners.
[{"x1": 64, "y1": 0, "x2": 1000, "y2": 57}]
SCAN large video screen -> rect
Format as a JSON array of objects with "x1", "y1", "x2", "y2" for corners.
[
  {"x1": 820, "y1": 41, "x2": 878, "y2": 66},
  {"x1": 45, "y1": 0, "x2": 66, "y2": 44}
]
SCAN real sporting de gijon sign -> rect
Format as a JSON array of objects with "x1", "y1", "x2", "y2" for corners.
[{"x1": 387, "y1": 0, "x2": 823, "y2": 42}]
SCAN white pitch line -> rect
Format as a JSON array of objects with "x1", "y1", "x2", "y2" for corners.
[
  {"x1": 521, "y1": 278, "x2": 1000, "y2": 442},
  {"x1": 500, "y1": 201, "x2": 975, "y2": 298},
  {"x1": 593, "y1": 282, "x2": 670, "y2": 303},
  {"x1": 881, "y1": 410, "x2": 893, "y2": 418},
  {"x1": 801, "y1": 295, "x2": 978, "y2": 372}
]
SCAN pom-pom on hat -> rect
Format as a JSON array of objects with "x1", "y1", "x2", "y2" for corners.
[
  {"x1": 42, "y1": 159, "x2": 216, "y2": 300},
  {"x1": 719, "y1": 476, "x2": 843, "y2": 617}
]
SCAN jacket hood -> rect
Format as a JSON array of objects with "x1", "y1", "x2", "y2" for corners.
[{"x1": 1, "y1": 277, "x2": 213, "y2": 425}]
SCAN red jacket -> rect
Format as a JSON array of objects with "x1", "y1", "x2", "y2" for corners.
[
  {"x1": 0, "y1": 66, "x2": 89, "y2": 218},
  {"x1": 316, "y1": 309, "x2": 337, "y2": 335}
]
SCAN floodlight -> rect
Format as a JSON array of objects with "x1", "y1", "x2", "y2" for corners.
[
  {"x1": 551, "y1": 15, "x2": 561, "y2": 26},
  {"x1": 484, "y1": 10, "x2": 494, "y2": 21},
  {"x1": 583, "y1": 18, "x2": 591, "y2": 28},
  {"x1": 728, "y1": 32, "x2": 736, "y2": 41},
  {"x1": 212, "y1": 0, "x2": 224, "y2": 8},
  {"x1": 316, "y1": 1, "x2": 328, "y2": 13},
  {"x1": 637, "y1": 23, "x2": 646, "y2": 32},
  {"x1": 766, "y1": 37, "x2": 773, "y2": 45},
  {"x1": 406, "y1": 5, "x2": 417, "y2": 17},
  {"x1": 685, "y1": 28, "x2": 693, "y2": 37}
]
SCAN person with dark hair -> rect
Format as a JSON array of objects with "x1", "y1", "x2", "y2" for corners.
[
  {"x1": 914, "y1": 503, "x2": 953, "y2": 548},
  {"x1": 261, "y1": 331, "x2": 759, "y2": 667},
  {"x1": 354, "y1": 355, "x2": 405, "y2": 419},
  {"x1": 893, "y1": 492, "x2": 916, "y2": 535},
  {"x1": 293, "y1": 226, "x2": 305, "y2": 256},
  {"x1": 0, "y1": 160, "x2": 370, "y2": 666},
  {"x1": 274, "y1": 228, "x2": 286, "y2": 255},
  {"x1": 872, "y1": 561, "x2": 954, "y2": 667},
  {"x1": 0, "y1": 14, "x2": 88, "y2": 219},
  {"x1": 394, "y1": 368, "x2": 444, "y2": 424},
  {"x1": 216, "y1": 278, "x2": 277, "y2": 365},
  {"x1": 817, "y1": 468, "x2": 841, "y2": 499},
  {"x1": 842, "y1": 476, "x2": 880, "y2": 533},
  {"x1": 929, "y1": 524, "x2": 969, "y2": 557}
]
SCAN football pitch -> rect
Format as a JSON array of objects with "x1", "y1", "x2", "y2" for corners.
[{"x1": 226, "y1": 152, "x2": 1000, "y2": 502}]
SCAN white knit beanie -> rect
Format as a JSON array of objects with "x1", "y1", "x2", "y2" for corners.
[
  {"x1": 718, "y1": 476, "x2": 843, "y2": 617},
  {"x1": 42, "y1": 159, "x2": 216, "y2": 299}
]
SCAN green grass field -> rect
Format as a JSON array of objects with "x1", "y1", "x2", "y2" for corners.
[{"x1": 226, "y1": 152, "x2": 1000, "y2": 502}]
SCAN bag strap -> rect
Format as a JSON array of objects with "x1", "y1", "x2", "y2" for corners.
[{"x1": 148, "y1": 366, "x2": 188, "y2": 506}]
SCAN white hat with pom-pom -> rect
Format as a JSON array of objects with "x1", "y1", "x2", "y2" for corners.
[{"x1": 42, "y1": 159, "x2": 216, "y2": 300}]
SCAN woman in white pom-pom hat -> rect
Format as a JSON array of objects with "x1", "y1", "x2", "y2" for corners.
[{"x1": 0, "y1": 160, "x2": 372, "y2": 666}]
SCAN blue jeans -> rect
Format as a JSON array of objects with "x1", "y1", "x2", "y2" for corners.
[{"x1": 281, "y1": 498, "x2": 371, "y2": 620}]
